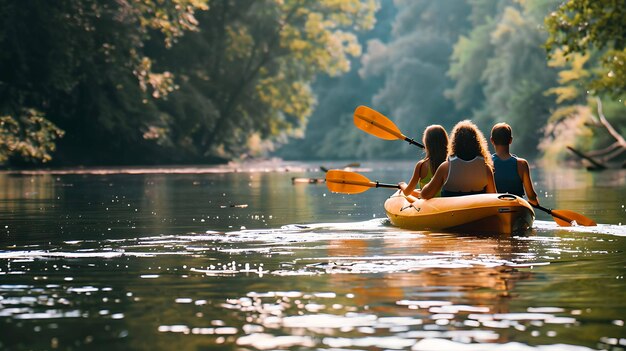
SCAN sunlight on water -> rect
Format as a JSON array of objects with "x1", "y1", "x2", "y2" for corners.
[
  {"x1": 213, "y1": 289, "x2": 595, "y2": 350},
  {"x1": 1, "y1": 166, "x2": 625, "y2": 350},
  {"x1": 534, "y1": 220, "x2": 626, "y2": 237}
]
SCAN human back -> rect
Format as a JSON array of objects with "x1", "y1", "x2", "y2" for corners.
[
  {"x1": 442, "y1": 156, "x2": 490, "y2": 196},
  {"x1": 441, "y1": 120, "x2": 494, "y2": 197},
  {"x1": 492, "y1": 154, "x2": 524, "y2": 196},
  {"x1": 399, "y1": 125, "x2": 448, "y2": 197},
  {"x1": 490, "y1": 122, "x2": 538, "y2": 205},
  {"x1": 418, "y1": 120, "x2": 496, "y2": 199}
]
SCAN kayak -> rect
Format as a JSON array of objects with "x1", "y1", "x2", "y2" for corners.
[{"x1": 384, "y1": 192, "x2": 534, "y2": 234}]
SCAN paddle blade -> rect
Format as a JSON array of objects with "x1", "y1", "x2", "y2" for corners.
[
  {"x1": 353, "y1": 105, "x2": 403, "y2": 140},
  {"x1": 325, "y1": 170, "x2": 373, "y2": 194},
  {"x1": 551, "y1": 209, "x2": 597, "y2": 226}
]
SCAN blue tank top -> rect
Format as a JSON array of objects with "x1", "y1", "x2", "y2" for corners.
[{"x1": 492, "y1": 154, "x2": 524, "y2": 197}]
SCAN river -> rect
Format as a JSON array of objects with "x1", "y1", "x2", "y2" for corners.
[{"x1": 1, "y1": 160, "x2": 625, "y2": 350}]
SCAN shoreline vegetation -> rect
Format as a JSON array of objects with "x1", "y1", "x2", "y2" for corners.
[
  {"x1": 2, "y1": 157, "x2": 623, "y2": 176},
  {"x1": 1, "y1": 1, "x2": 624, "y2": 168},
  {"x1": 0, "y1": 158, "x2": 305, "y2": 175}
]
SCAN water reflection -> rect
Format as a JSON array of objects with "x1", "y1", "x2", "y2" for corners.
[
  {"x1": 325, "y1": 234, "x2": 534, "y2": 303},
  {"x1": 1, "y1": 164, "x2": 625, "y2": 350}
]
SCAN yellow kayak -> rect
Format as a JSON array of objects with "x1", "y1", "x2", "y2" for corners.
[{"x1": 384, "y1": 192, "x2": 534, "y2": 234}]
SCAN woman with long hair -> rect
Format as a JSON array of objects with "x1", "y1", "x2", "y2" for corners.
[
  {"x1": 399, "y1": 125, "x2": 448, "y2": 197},
  {"x1": 417, "y1": 120, "x2": 496, "y2": 199}
]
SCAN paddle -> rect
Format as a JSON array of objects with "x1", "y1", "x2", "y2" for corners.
[
  {"x1": 353, "y1": 105, "x2": 597, "y2": 227},
  {"x1": 532, "y1": 204, "x2": 596, "y2": 227},
  {"x1": 325, "y1": 169, "x2": 399, "y2": 194},
  {"x1": 353, "y1": 105, "x2": 424, "y2": 148}
]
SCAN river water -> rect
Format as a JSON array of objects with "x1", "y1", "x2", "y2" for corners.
[{"x1": 0, "y1": 161, "x2": 624, "y2": 350}]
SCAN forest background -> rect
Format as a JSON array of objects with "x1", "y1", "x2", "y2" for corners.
[{"x1": 1, "y1": 0, "x2": 624, "y2": 167}]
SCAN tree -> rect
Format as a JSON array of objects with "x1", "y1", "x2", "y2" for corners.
[
  {"x1": 1, "y1": 1, "x2": 377, "y2": 165},
  {"x1": 447, "y1": 0, "x2": 560, "y2": 158},
  {"x1": 542, "y1": 0, "x2": 626, "y2": 165},
  {"x1": 354, "y1": 0, "x2": 471, "y2": 159},
  {"x1": 545, "y1": 0, "x2": 626, "y2": 98},
  {"x1": 274, "y1": 3, "x2": 397, "y2": 161},
  {"x1": 0, "y1": 0, "x2": 208, "y2": 165},
  {"x1": 0, "y1": 110, "x2": 64, "y2": 165},
  {"x1": 540, "y1": 50, "x2": 626, "y2": 165},
  {"x1": 153, "y1": 0, "x2": 379, "y2": 161}
]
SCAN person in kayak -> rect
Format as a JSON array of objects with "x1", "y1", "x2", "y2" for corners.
[
  {"x1": 490, "y1": 122, "x2": 539, "y2": 206},
  {"x1": 398, "y1": 125, "x2": 449, "y2": 197},
  {"x1": 417, "y1": 120, "x2": 496, "y2": 199}
]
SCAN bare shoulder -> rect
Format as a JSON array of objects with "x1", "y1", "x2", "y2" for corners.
[
  {"x1": 485, "y1": 164, "x2": 494, "y2": 175},
  {"x1": 414, "y1": 159, "x2": 426, "y2": 175},
  {"x1": 516, "y1": 157, "x2": 531, "y2": 171},
  {"x1": 434, "y1": 161, "x2": 449, "y2": 176}
]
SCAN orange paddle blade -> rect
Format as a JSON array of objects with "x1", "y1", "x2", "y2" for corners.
[
  {"x1": 551, "y1": 209, "x2": 597, "y2": 227},
  {"x1": 353, "y1": 105, "x2": 404, "y2": 141},
  {"x1": 325, "y1": 169, "x2": 374, "y2": 194}
]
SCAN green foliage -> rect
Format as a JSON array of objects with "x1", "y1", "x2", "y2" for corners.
[
  {"x1": 0, "y1": 110, "x2": 64, "y2": 164},
  {"x1": 545, "y1": 0, "x2": 626, "y2": 97},
  {"x1": 274, "y1": 3, "x2": 397, "y2": 160},
  {"x1": 545, "y1": 50, "x2": 590, "y2": 105},
  {"x1": 543, "y1": 48, "x2": 626, "y2": 161},
  {"x1": 447, "y1": 0, "x2": 560, "y2": 157},
  {"x1": 153, "y1": 0, "x2": 379, "y2": 161},
  {"x1": 446, "y1": 19, "x2": 495, "y2": 113},
  {"x1": 3, "y1": 0, "x2": 621, "y2": 165},
  {"x1": 280, "y1": 0, "x2": 622, "y2": 162},
  {"x1": 353, "y1": 0, "x2": 471, "y2": 159},
  {"x1": 544, "y1": 0, "x2": 626, "y2": 54},
  {"x1": 540, "y1": 0, "x2": 626, "y2": 163},
  {"x1": 0, "y1": 0, "x2": 208, "y2": 165},
  {"x1": 591, "y1": 49, "x2": 626, "y2": 97},
  {"x1": 0, "y1": 0, "x2": 377, "y2": 165}
]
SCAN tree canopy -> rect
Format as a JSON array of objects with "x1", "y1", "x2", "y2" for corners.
[
  {"x1": 542, "y1": 0, "x2": 626, "y2": 163},
  {"x1": 545, "y1": 0, "x2": 626, "y2": 97},
  {"x1": 2, "y1": 0, "x2": 624, "y2": 166},
  {"x1": 0, "y1": 0, "x2": 377, "y2": 166}
]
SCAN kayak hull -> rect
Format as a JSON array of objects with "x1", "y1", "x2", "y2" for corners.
[{"x1": 384, "y1": 192, "x2": 534, "y2": 234}]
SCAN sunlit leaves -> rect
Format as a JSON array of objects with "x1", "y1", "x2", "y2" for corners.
[
  {"x1": 135, "y1": 57, "x2": 176, "y2": 98},
  {"x1": 167, "y1": 0, "x2": 378, "y2": 159},
  {"x1": 542, "y1": 38, "x2": 626, "y2": 161},
  {"x1": 544, "y1": 0, "x2": 626, "y2": 54},
  {"x1": 0, "y1": 0, "x2": 376, "y2": 164},
  {"x1": 0, "y1": 110, "x2": 65, "y2": 164},
  {"x1": 545, "y1": 0, "x2": 626, "y2": 97},
  {"x1": 0, "y1": 0, "x2": 208, "y2": 165},
  {"x1": 257, "y1": 76, "x2": 313, "y2": 119},
  {"x1": 278, "y1": 2, "x2": 369, "y2": 77},
  {"x1": 545, "y1": 50, "x2": 590, "y2": 104},
  {"x1": 591, "y1": 48, "x2": 626, "y2": 97},
  {"x1": 131, "y1": 0, "x2": 209, "y2": 47}
]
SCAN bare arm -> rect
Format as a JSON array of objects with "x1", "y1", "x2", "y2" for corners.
[
  {"x1": 485, "y1": 165, "x2": 497, "y2": 193},
  {"x1": 420, "y1": 161, "x2": 448, "y2": 199},
  {"x1": 518, "y1": 159, "x2": 538, "y2": 205},
  {"x1": 399, "y1": 160, "x2": 424, "y2": 196}
]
